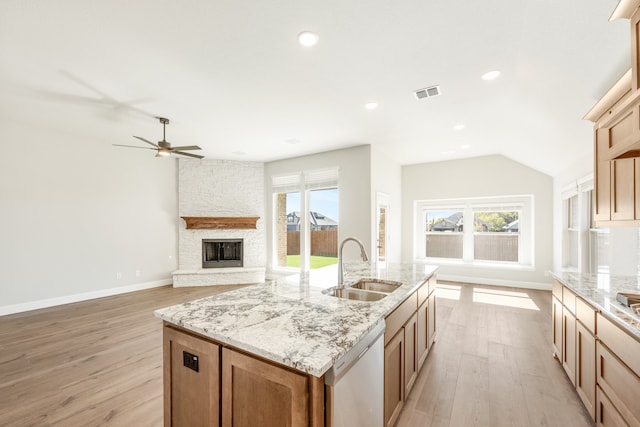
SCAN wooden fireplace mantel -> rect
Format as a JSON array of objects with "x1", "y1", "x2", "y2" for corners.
[{"x1": 180, "y1": 216, "x2": 259, "y2": 230}]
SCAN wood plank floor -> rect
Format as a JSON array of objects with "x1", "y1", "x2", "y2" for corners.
[
  {"x1": 397, "y1": 282, "x2": 594, "y2": 427},
  {"x1": 0, "y1": 282, "x2": 594, "y2": 426}
]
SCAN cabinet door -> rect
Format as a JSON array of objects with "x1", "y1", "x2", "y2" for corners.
[
  {"x1": 611, "y1": 158, "x2": 635, "y2": 221},
  {"x1": 163, "y1": 326, "x2": 220, "y2": 427},
  {"x1": 404, "y1": 313, "x2": 418, "y2": 397},
  {"x1": 576, "y1": 321, "x2": 596, "y2": 421},
  {"x1": 596, "y1": 342, "x2": 640, "y2": 426},
  {"x1": 595, "y1": 128, "x2": 611, "y2": 222},
  {"x1": 221, "y1": 347, "x2": 309, "y2": 427},
  {"x1": 636, "y1": 159, "x2": 640, "y2": 220},
  {"x1": 427, "y1": 292, "x2": 436, "y2": 350},
  {"x1": 562, "y1": 308, "x2": 576, "y2": 386},
  {"x1": 596, "y1": 386, "x2": 628, "y2": 427},
  {"x1": 417, "y1": 300, "x2": 428, "y2": 370},
  {"x1": 384, "y1": 329, "x2": 404, "y2": 427},
  {"x1": 552, "y1": 296, "x2": 563, "y2": 360}
]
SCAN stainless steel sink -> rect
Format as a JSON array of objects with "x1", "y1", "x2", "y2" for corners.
[
  {"x1": 323, "y1": 286, "x2": 388, "y2": 301},
  {"x1": 350, "y1": 279, "x2": 402, "y2": 293}
]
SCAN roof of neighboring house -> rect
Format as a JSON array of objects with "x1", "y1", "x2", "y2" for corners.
[
  {"x1": 503, "y1": 219, "x2": 519, "y2": 231},
  {"x1": 287, "y1": 211, "x2": 338, "y2": 227}
]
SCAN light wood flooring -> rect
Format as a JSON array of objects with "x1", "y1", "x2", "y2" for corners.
[{"x1": 0, "y1": 282, "x2": 593, "y2": 426}]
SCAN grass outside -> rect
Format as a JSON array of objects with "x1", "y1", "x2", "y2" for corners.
[{"x1": 286, "y1": 255, "x2": 338, "y2": 269}]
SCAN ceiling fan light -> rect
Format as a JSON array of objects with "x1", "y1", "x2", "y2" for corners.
[{"x1": 157, "y1": 148, "x2": 170, "y2": 157}]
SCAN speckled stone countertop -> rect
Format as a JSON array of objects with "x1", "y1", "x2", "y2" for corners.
[
  {"x1": 552, "y1": 272, "x2": 640, "y2": 340},
  {"x1": 155, "y1": 263, "x2": 437, "y2": 377}
]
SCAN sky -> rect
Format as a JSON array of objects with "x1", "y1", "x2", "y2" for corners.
[{"x1": 286, "y1": 188, "x2": 339, "y2": 222}]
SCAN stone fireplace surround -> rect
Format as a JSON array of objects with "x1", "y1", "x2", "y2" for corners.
[{"x1": 173, "y1": 159, "x2": 266, "y2": 287}]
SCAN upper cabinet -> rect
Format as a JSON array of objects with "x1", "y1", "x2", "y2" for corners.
[{"x1": 585, "y1": 1, "x2": 640, "y2": 227}]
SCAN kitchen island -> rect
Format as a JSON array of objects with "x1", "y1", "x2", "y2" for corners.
[
  {"x1": 155, "y1": 263, "x2": 438, "y2": 427},
  {"x1": 551, "y1": 272, "x2": 640, "y2": 425}
]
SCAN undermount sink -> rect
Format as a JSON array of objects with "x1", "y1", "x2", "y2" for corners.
[
  {"x1": 323, "y1": 286, "x2": 388, "y2": 302},
  {"x1": 350, "y1": 279, "x2": 402, "y2": 293}
]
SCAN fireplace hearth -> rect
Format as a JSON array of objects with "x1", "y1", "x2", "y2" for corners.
[{"x1": 202, "y1": 239, "x2": 243, "y2": 268}]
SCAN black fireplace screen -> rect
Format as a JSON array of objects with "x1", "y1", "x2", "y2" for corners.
[{"x1": 202, "y1": 239, "x2": 243, "y2": 268}]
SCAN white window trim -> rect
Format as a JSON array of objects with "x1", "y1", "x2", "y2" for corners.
[
  {"x1": 271, "y1": 168, "x2": 339, "y2": 273},
  {"x1": 414, "y1": 195, "x2": 534, "y2": 270}
]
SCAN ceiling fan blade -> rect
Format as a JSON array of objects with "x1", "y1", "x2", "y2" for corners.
[
  {"x1": 173, "y1": 150, "x2": 204, "y2": 159},
  {"x1": 112, "y1": 144, "x2": 157, "y2": 150},
  {"x1": 133, "y1": 136, "x2": 159, "y2": 148},
  {"x1": 170, "y1": 145, "x2": 201, "y2": 151}
]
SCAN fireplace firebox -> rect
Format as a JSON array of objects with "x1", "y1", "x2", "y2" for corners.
[{"x1": 202, "y1": 239, "x2": 243, "y2": 268}]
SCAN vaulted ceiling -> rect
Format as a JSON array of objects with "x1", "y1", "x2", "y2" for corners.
[{"x1": 0, "y1": 0, "x2": 630, "y2": 176}]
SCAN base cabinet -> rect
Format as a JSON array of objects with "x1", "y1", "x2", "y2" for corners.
[
  {"x1": 163, "y1": 325, "x2": 324, "y2": 427},
  {"x1": 596, "y1": 386, "x2": 627, "y2": 427},
  {"x1": 164, "y1": 327, "x2": 220, "y2": 427},
  {"x1": 222, "y1": 347, "x2": 310, "y2": 427},
  {"x1": 384, "y1": 275, "x2": 437, "y2": 427},
  {"x1": 552, "y1": 296, "x2": 563, "y2": 359},
  {"x1": 562, "y1": 308, "x2": 577, "y2": 386},
  {"x1": 576, "y1": 321, "x2": 596, "y2": 420},
  {"x1": 384, "y1": 330, "x2": 404, "y2": 427}
]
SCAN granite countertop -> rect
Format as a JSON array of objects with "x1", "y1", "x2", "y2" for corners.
[
  {"x1": 155, "y1": 263, "x2": 438, "y2": 377},
  {"x1": 552, "y1": 272, "x2": 640, "y2": 340}
]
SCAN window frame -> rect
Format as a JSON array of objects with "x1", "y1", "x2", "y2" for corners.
[{"x1": 414, "y1": 195, "x2": 534, "y2": 269}]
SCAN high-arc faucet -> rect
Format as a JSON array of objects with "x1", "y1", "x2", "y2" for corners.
[{"x1": 337, "y1": 237, "x2": 369, "y2": 286}]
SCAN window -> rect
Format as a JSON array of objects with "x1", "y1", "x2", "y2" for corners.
[
  {"x1": 272, "y1": 168, "x2": 339, "y2": 271},
  {"x1": 561, "y1": 176, "x2": 602, "y2": 274},
  {"x1": 415, "y1": 195, "x2": 533, "y2": 268}
]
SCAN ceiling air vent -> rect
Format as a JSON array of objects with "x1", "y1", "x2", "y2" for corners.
[{"x1": 414, "y1": 85, "x2": 441, "y2": 100}]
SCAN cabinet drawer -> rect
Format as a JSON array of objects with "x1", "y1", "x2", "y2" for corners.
[
  {"x1": 576, "y1": 297, "x2": 596, "y2": 334},
  {"x1": 596, "y1": 385, "x2": 628, "y2": 427},
  {"x1": 597, "y1": 313, "x2": 640, "y2": 377},
  {"x1": 385, "y1": 292, "x2": 417, "y2": 345},
  {"x1": 596, "y1": 341, "x2": 640, "y2": 426},
  {"x1": 563, "y1": 286, "x2": 577, "y2": 315}
]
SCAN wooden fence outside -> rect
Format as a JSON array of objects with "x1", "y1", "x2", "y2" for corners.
[
  {"x1": 426, "y1": 233, "x2": 518, "y2": 262},
  {"x1": 287, "y1": 229, "x2": 338, "y2": 257}
]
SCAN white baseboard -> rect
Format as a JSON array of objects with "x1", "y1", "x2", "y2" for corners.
[
  {"x1": 0, "y1": 278, "x2": 172, "y2": 316},
  {"x1": 437, "y1": 274, "x2": 552, "y2": 291}
]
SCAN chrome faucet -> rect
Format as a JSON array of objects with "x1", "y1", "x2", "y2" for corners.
[{"x1": 338, "y1": 237, "x2": 369, "y2": 286}]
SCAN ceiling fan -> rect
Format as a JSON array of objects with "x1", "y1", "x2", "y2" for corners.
[{"x1": 114, "y1": 117, "x2": 204, "y2": 159}]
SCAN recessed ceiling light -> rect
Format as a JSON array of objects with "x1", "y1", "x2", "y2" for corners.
[
  {"x1": 481, "y1": 70, "x2": 501, "y2": 81},
  {"x1": 298, "y1": 31, "x2": 319, "y2": 47},
  {"x1": 365, "y1": 102, "x2": 378, "y2": 110},
  {"x1": 461, "y1": 144, "x2": 470, "y2": 150},
  {"x1": 453, "y1": 124, "x2": 465, "y2": 131}
]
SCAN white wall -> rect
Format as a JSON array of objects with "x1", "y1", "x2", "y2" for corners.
[
  {"x1": 0, "y1": 119, "x2": 178, "y2": 314},
  {"x1": 402, "y1": 155, "x2": 554, "y2": 288},
  {"x1": 370, "y1": 147, "x2": 402, "y2": 263},
  {"x1": 264, "y1": 146, "x2": 372, "y2": 270}
]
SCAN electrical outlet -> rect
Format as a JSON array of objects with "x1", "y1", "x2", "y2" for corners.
[
  {"x1": 116, "y1": 272, "x2": 122, "y2": 280},
  {"x1": 183, "y1": 351, "x2": 199, "y2": 372}
]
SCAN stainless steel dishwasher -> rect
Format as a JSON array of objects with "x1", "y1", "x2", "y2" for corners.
[{"x1": 325, "y1": 321, "x2": 385, "y2": 427}]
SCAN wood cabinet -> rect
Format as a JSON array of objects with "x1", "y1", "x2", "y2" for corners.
[
  {"x1": 576, "y1": 320, "x2": 596, "y2": 420},
  {"x1": 384, "y1": 275, "x2": 437, "y2": 427},
  {"x1": 221, "y1": 347, "x2": 310, "y2": 427},
  {"x1": 611, "y1": 157, "x2": 636, "y2": 220},
  {"x1": 404, "y1": 312, "x2": 418, "y2": 397},
  {"x1": 163, "y1": 326, "x2": 220, "y2": 427},
  {"x1": 163, "y1": 325, "x2": 324, "y2": 427},
  {"x1": 562, "y1": 307, "x2": 577, "y2": 386},
  {"x1": 384, "y1": 330, "x2": 404, "y2": 427},
  {"x1": 596, "y1": 386, "x2": 628, "y2": 427},
  {"x1": 552, "y1": 296, "x2": 563, "y2": 359}
]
